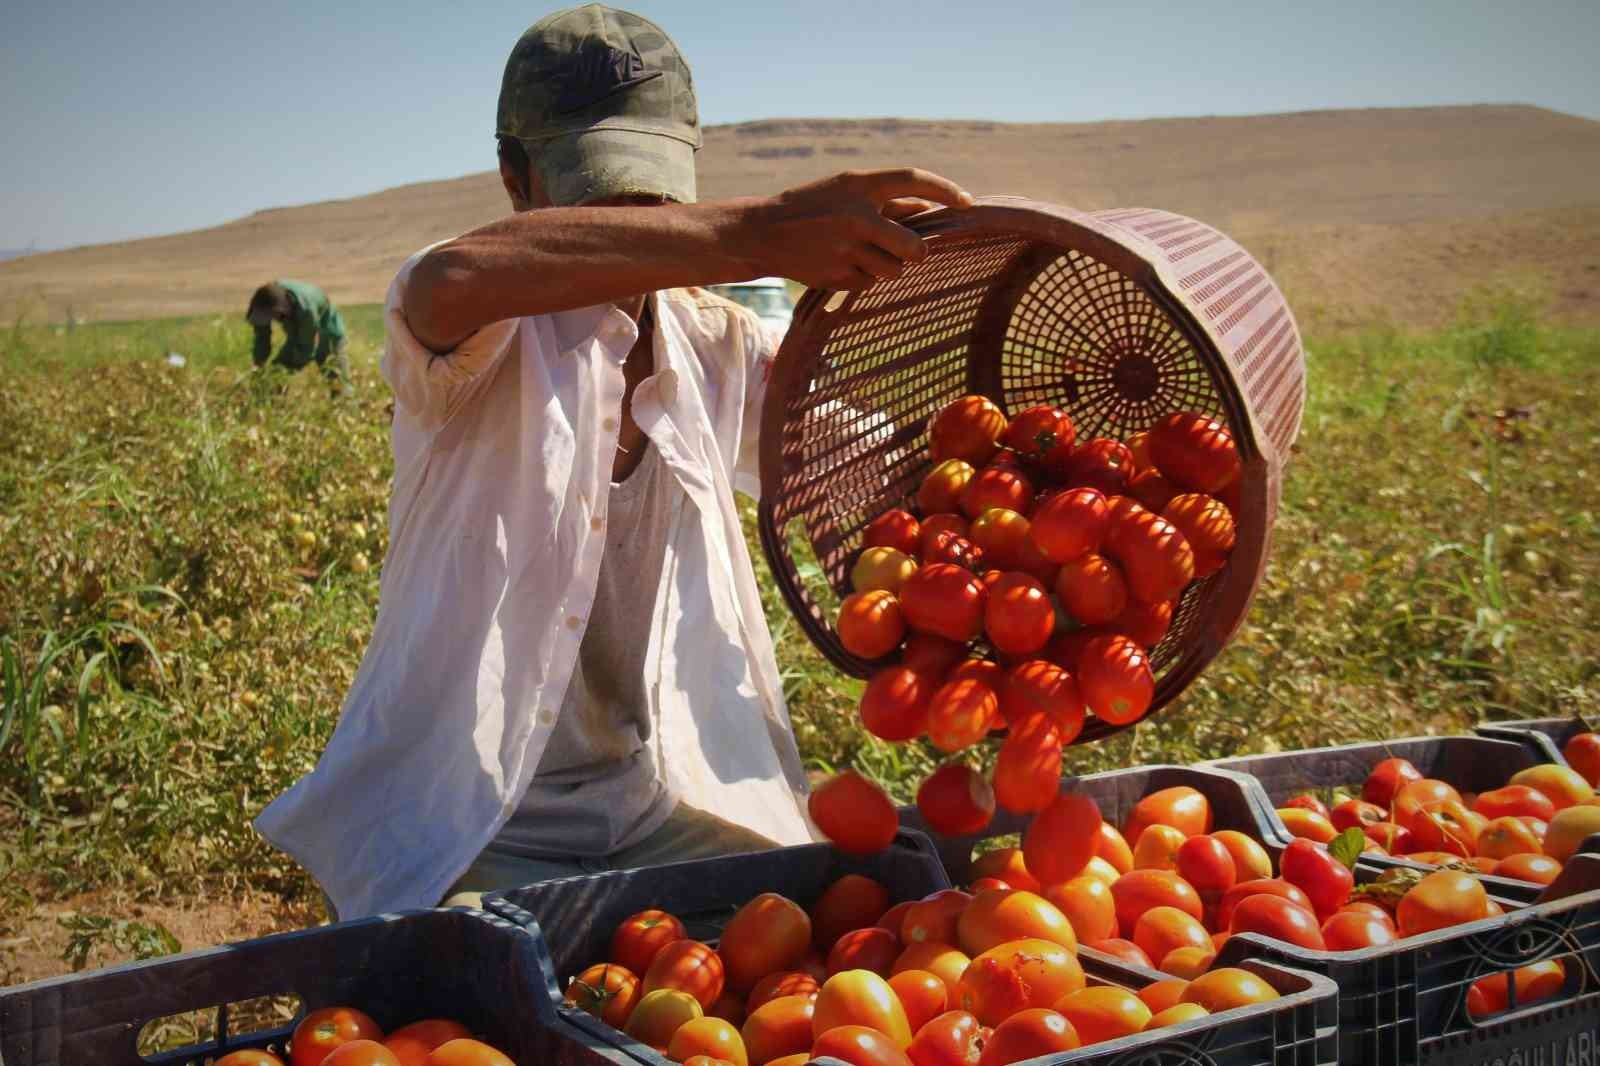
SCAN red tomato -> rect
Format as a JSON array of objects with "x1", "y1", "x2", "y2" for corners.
[
  {"x1": 1125, "y1": 431, "x2": 1155, "y2": 472},
  {"x1": 919, "y1": 513, "x2": 970, "y2": 553},
  {"x1": 1127, "y1": 467, "x2": 1180, "y2": 515},
  {"x1": 1096, "y1": 823, "x2": 1135, "y2": 874},
  {"x1": 812, "y1": 875, "x2": 892, "y2": 952},
  {"x1": 956, "y1": 892, "x2": 1079, "y2": 957},
  {"x1": 1102, "y1": 506, "x2": 1196, "y2": 605},
  {"x1": 976, "y1": 1009, "x2": 1078, "y2": 1065},
  {"x1": 748, "y1": 970, "x2": 822, "y2": 1012},
  {"x1": 1228, "y1": 894, "x2": 1326, "y2": 951},
  {"x1": 563, "y1": 964, "x2": 641, "y2": 1029},
  {"x1": 1044, "y1": 876, "x2": 1118, "y2": 944},
  {"x1": 1132, "y1": 905, "x2": 1212, "y2": 964},
  {"x1": 385, "y1": 1021, "x2": 472, "y2": 1066},
  {"x1": 611, "y1": 909, "x2": 688, "y2": 976},
  {"x1": 813, "y1": 970, "x2": 913, "y2": 1046},
  {"x1": 1110, "y1": 869, "x2": 1204, "y2": 937},
  {"x1": 1064, "y1": 439, "x2": 1136, "y2": 496},
  {"x1": 741, "y1": 995, "x2": 816, "y2": 1065},
  {"x1": 1364, "y1": 822, "x2": 1415, "y2": 853},
  {"x1": 1107, "y1": 597, "x2": 1174, "y2": 649},
  {"x1": 1467, "y1": 959, "x2": 1567, "y2": 1017},
  {"x1": 906, "y1": 1010, "x2": 981, "y2": 1066},
  {"x1": 970, "y1": 849, "x2": 1041, "y2": 892},
  {"x1": 966, "y1": 509, "x2": 1034, "y2": 572},
  {"x1": 421, "y1": 1041, "x2": 513, "y2": 1066},
  {"x1": 1054, "y1": 552, "x2": 1129, "y2": 626},
  {"x1": 861, "y1": 665, "x2": 935, "y2": 742},
  {"x1": 983, "y1": 572, "x2": 1054, "y2": 657},
  {"x1": 1077, "y1": 635, "x2": 1154, "y2": 725},
  {"x1": 322, "y1": 1043, "x2": 399, "y2": 1066},
  {"x1": 900, "y1": 634, "x2": 968, "y2": 682},
  {"x1": 1474, "y1": 785, "x2": 1557, "y2": 823},
  {"x1": 960, "y1": 467, "x2": 1036, "y2": 520},
  {"x1": 993, "y1": 713, "x2": 1063, "y2": 814},
  {"x1": 930, "y1": 396, "x2": 1008, "y2": 467},
  {"x1": 959, "y1": 938, "x2": 1084, "y2": 1025},
  {"x1": 643, "y1": 939, "x2": 726, "y2": 1010},
  {"x1": 829, "y1": 927, "x2": 902, "y2": 977},
  {"x1": 888, "y1": 969, "x2": 948, "y2": 1034},
  {"x1": 1029, "y1": 487, "x2": 1110, "y2": 564},
  {"x1": 1175, "y1": 835, "x2": 1238, "y2": 895},
  {"x1": 1320, "y1": 911, "x2": 1396, "y2": 951},
  {"x1": 721, "y1": 893, "x2": 813, "y2": 992},
  {"x1": 1023, "y1": 791, "x2": 1103, "y2": 886},
  {"x1": 998, "y1": 659, "x2": 1084, "y2": 740},
  {"x1": 1278, "y1": 838, "x2": 1356, "y2": 918},
  {"x1": 925, "y1": 678, "x2": 1000, "y2": 754},
  {"x1": 917, "y1": 764, "x2": 997, "y2": 837},
  {"x1": 900, "y1": 564, "x2": 987, "y2": 642},
  {"x1": 1148, "y1": 412, "x2": 1240, "y2": 494},
  {"x1": 838, "y1": 590, "x2": 906, "y2": 660},
  {"x1": 923, "y1": 531, "x2": 986, "y2": 572},
  {"x1": 1162, "y1": 493, "x2": 1236, "y2": 576},
  {"x1": 1083, "y1": 937, "x2": 1155, "y2": 968},
  {"x1": 901, "y1": 891, "x2": 972, "y2": 947},
  {"x1": 1216, "y1": 879, "x2": 1315, "y2": 931},
  {"x1": 1003, "y1": 405, "x2": 1076, "y2": 470},
  {"x1": 1329, "y1": 799, "x2": 1386, "y2": 832},
  {"x1": 812, "y1": 1024, "x2": 915, "y2": 1066},
  {"x1": 290, "y1": 1007, "x2": 383, "y2": 1066},
  {"x1": 1362, "y1": 757, "x2": 1424, "y2": 808},
  {"x1": 810, "y1": 771, "x2": 899, "y2": 855},
  {"x1": 1566, "y1": 732, "x2": 1600, "y2": 787},
  {"x1": 865, "y1": 509, "x2": 923, "y2": 557},
  {"x1": 919, "y1": 461, "x2": 978, "y2": 524},
  {"x1": 1282, "y1": 794, "x2": 1331, "y2": 820},
  {"x1": 1125, "y1": 786, "x2": 1213, "y2": 841}
]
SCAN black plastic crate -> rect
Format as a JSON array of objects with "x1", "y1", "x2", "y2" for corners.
[
  {"x1": 1212, "y1": 853, "x2": 1600, "y2": 1066},
  {"x1": 897, "y1": 763, "x2": 1284, "y2": 888},
  {"x1": 0, "y1": 907, "x2": 612, "y2": 1066},
  {"x1": 482, "y1": 830, "x2": 951, "y2": 1066},
  {"x1": 1206, "y1": 735, "x2": 1586, "y2": 902},
  {"x1": 1476, "y1": 715, "x2": 1594, "y2": 768}
]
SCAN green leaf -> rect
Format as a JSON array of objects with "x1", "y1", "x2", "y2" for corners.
[{"x1": 1329, "y1": 827, "x2": 1366, "y2": 870}]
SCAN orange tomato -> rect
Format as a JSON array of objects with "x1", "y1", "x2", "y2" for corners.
[
  {"x1": 1148, "y1": 412, "x2": 1241, "y2": 494},
  {"x1": 423, "y1": 1042, "x2": 512, "y2": 1066},
  {"x1": 887, "y1": 969, "x2": 947, "y2": 1034},
  {"x1": 1108, "y1": 597, "x2": 1175, "y2": 650},
  {"x1": 611, "y1": 909, "x2": 688, "y2": 977},
  {"x1": 970, "y1": 848, "x2": 1040, "y2": 892},
  {"x1": 1362, "y1": 757, "x2": 1424, "y2": 808},
  {"x1": 930, "y1": 396, "x2": 1008, "y2": 467},
  {"x1": 563, "y1": 964, "x2": 641, "y2": 1029},
  {"x1": 1475, "y1": 816, "x2": 1544, "y2": 860},
  {"x1": 1179, "y1": 968, "x2": 1280, "y2": 1012},
  {"x1": 906, "y1": 1010, "x2": 982, "y2": 1066},
  {"x1": 983, "y1": 572, "x2": 1054, "y2": 656},
  {"x1": 1275, "y1": 808, "x2": 1338, "y2": 844},
  {"x1": 1132, "y1": 824, "x2": 1187, "y2": 871},
  {"x1": 741, "y1": 994, "x2": 815, "y2": 1066},
  {"x1": 1565, "y1": 732, "x2": 1600, "y2": 787},
  {"x1": 899, "y1": 634, "x2": 967, "y2": 682},
  {"x1": 1320, "y1": 911, "x2": 1396, "y2": 951},
  {"x1": 838, "y1": 590, "x2": 906, "y2": 660},
  {"x1": 967, "y1": 508, "x2": 1035, "y2": 572},
  {"x1": 1228, "y1": 895, "x2": 1326, "y2": 951},
  {"x1": 1102, "y1": 506, "x2": 1196, "y2": 605},
  {"x1": 1029, "y1": 487, "x2": 1110, "y2": 564},
  {"x1": 644, "y1": 939, "x2": 726, "y2": 1010},
  {"x1": 1542, "y1": 805, "x2": 1600, "y2": 862},
  {"x1": 217, "y1": 1053, "x2": 287, "y2": 1066},
  {"x1": 1216, "y1": 879, "x2": 1314, "y2": 931},
  {"x1": 811, "y1": 875, "x2": 891, "y2": 953},
  {"x1": 290, "y1": 1007, "x2": 383, "y2": 1066},
  {"x1": 1466, "y1": 959, "x2": 1567, "y2": 1017},
  {"x1": 323, "y1": 1043, "x2": 399, "y2": 1066},
  {"x1": 813, "y1": 970, "x2": 913, "y2": 1047},
  {"x1": 1329, "y1": 799, "x2": 1387, "y2": 832},
  {"x1": 811, "y1": 1024, "x2": 916, "y2": 1066},
  {"x1": 829, "y1": 927, "x2": 902, "y2": 977},
  {"x1": 919, "y1": 461, "x2": 979, "y2": 516},
  {"x1": 1096, "y1": 823, "x2": 1135, "y2": 874},
  {"x1": 999, "y1": 660, "x2": 1084, "y2": 740},
  {"x1": 1053, "y1": 986, "x2": 1151, "y2": 1045},
  {"x1": 1077, "y1": 635, "x2": 1154, "y2": 725},
  {"x1": 899, "y1": 563, "x2": 986, "y2": 643},
  {"x1": 863, "y1": 509, "x2": 922, "y2": 557},
  {"x1": 747, "y1": 971, "x2": 821, "y2": 1013},
  {"x1": 992, "y1": 713, "x2": 1063, "y2": 814},
  {"x1": 1054, "y1": 553, "x2": 1128, "y2": 626},
  {"x1": 1175, "y1": 834, "x2": 1237, "y2": 895},
  {"x1": 957, "y1": 889, "x2": 1078, "y2": 956},
  {"x1": 853, "y1": 547, "x2": 918, "y2": 596},
  {"x1": 1395, "y1": 870, "x2": 1489, "y2": 938},
  {"x1": 1082, "y1": 938, "x2": 1153, "y2": 968},
  {"x1": 1138, "y1": 979, "x2": 1190, "y2": 1014},
  {"x1": 626, "y1": 988, "x2": 704, "y2": 1049},
  {"x1": 1133, "y1": 905, "x2": 1212, "y2": 964},
  {"x1": 1162, "y1": 494, "x2": 1236, "y2": 576},
  {"x1": 720, "y1": 893, "x2": 813, "y2": 992},
  {"x1": 1474, "y1": 784, "x2": 1557, "y2": 822},
  {"x1": 1127, "y1": 467, "x2": 1180, "y2": 515},
  {"x1": 1023, "y1": 791, "x2": 1103, "y2": 886},
  {"x1": 667, "y1": 1018, "x2": 748, "y2": 1066},
  {"x1": 1111, "y1": 869, "x2": 1204, "y2": 937},
  {"x1": 1126, "y1": 786, "x2": 1213, "y2": 841},
  {"x1": 384, "y1": 1021, "x2": 472, "y2": 1066},
  {"x1": 925, "y1": 678, "x2": 1000, "y2": 753},
  {"x1": 1147, "y1": 1002, "x2": 1210, "y2": 1029},
  {"x1": 918, "y1": 514, "x2": 970, "y2": 556},
  {"x1": 1508, "y1": 764, "x2": 1594, "y2": 811},
  {"x1": 960, "y1": 467, "x2": 1036, "y2": 520},
  {"x1": 976, "y1": 1008, "x2": 1079, "y2": 1065},
  {"x1": 1044, "y1": 875, "x2": 1118, "y2": 944},
  {"x1": 891, "y1": 941, "x2": 972, "y2": 1003},
  {"x1": 1496, "y1": 853, "x2": 1563, "y2": 885},
  {"x1": 810, "y1": 771, "x2": 899, "y2": 855},
  {"x1": 959, "y1": 937, "x2": 1084, "y2": 1025},
  {"x1": 1159, "y1": 947, "x2": 1216, "y2": 980}
]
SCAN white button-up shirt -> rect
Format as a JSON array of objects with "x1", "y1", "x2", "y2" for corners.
[{"x1": 254, "y1": 246, "x2": 816, "y2": 920}]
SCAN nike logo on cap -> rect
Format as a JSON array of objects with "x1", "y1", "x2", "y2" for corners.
[{"x1": 555, "y1": 43, "x2": 663, "y2": 114}]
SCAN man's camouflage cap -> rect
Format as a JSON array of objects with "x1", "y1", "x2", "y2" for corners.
[{"x1": 497, "y1": 4, "x2": 701, "y2": 206}]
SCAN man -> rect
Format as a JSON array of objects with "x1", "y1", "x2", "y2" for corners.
[
  {"x1": 254, "y1": 3, "x2": 971, "y2": 921},
  {"x1": 245, "y1": 279, "x2": 351, "y2": 390}
]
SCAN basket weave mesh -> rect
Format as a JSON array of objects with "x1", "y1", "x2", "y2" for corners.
[{"x1": 757, "y1": 197, "x2": 1305, "y2": 742}]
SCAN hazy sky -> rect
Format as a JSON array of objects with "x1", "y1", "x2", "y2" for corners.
[{"x1": 3, "y1": 0, "x2": 1597, "y2": 251}]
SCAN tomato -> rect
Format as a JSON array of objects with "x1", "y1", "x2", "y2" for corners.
[
  {"x1": 1162, "y1": 493, "x2": 1236, "y2": 577},
  {"x1": 998, "y1": 660, "x2": 1084, "y2": 740},
  {"x1": 644, "y1": 939, "x2": 726, "y2": 1009},
  {"x1": 1216, "y1": 879, "x2": 1314, "y2": 931},
  {"x1": 1148, "y1": 412, "x2": 1240, "y2": 494},
  {"x1": 960, "y1": 468, "x2": 1036, "y2": 520},
  {"x1": 1329, "y1": 799, "x2": 1386, "y2": 832},
  {"x1": 1275, "y1": 808, "x2": 1338, "y2": 844},
  {"x1": 864, "y1": 509, "x2": 923, "y2": 557},
  {"x1": 1133, "y1": 905, "x2": 1212, "y2": 964},
  {"x1": 900, "y1": 564, "x2": 986, "y2": 642},
  {"x1": 1475, "y1": 816, "x2": 1544, "y2": 860},
  {"x1": 1077, "y1": 635, "x2": 1154, "y2": 725},
  {"x1": 1132, "y1": 824, "x2": 1187, "y2": 871},
  {"x1": 612, "y1": 909, "x2": 688, "y2": 976},
  {"x1": 853, "y1": 548, "x2": 918, "y2": 599},
  {"x1": 1467, "y1": 959, "x2": 1567, "y2": 1017},
  {"x1": 721, "y1": 893, "x2": 813, "y2": 992},
  {"x1": 1209, "y1": 831, "x2": 1272, "y2": 882},
  {"x1": 1049, "y1": 552, "x2": 1125, "y2": 627},
  {"x1": 1028, "y1": 487, "x2": 1110, "y2": 564},
  {"x1": 1102, "y1": 508, "x2": 1195, "y2": 607},
  {"x1": 1179, "y1": 967, "x2": 1280, "y2": 1012},
  {"x1": 747, "y1": 971, "x2": 821, "y2": 1013},
  {"x1": 970, "y1": 848, "x2": 1040, "y2": 892},
  {"x1": 741, "y1": 994, "x2": 816, "y2": 1065},
  {"x1": 1147, "y1": 1002, "x2": 1210, "y2": 1029},
  {"x1": 1362, "y1": 757, "x2": 1424, "y2": 808},
  {"x1": 1336, "y1": 900, "x2": 1395, "y2": 925},
  {"x1": 1138, "y1": 979, "x2": 1190, "y2": 1015},
  {"x1": 810, "y1": 771, "x2": 899, "y2": 855},
  {"x1": 883, "y1": 969, "x2": 946, "y2": 1034},
  {"x1": 1364, "y1": 822, "x2": 1414, "y2": 853},
  {"x1": 1228, "y1": 894, "x2": 1326, "y2": 950},
  {"x1": 1002, "y1": 406, "x2": 1076, "y2": 469},
  {"x1": 892, "y1": 942, "x2": 972, "y2": 1002},
  {"x1": 977, "y1": 1008, "x2": 1079, "y2": 1065},
  {"x1": 1094, "y1": 823, "x2": 1135, "y2": 875},
  {"x1": 1082, "y1": 938, "x2": 1153, "y2": 967},
  {"x1": 966, "y1": 509, "x2": 1033, "y2": 572},
  {"x1": 1052, "y1": 986, "x2": 1151, "y2": 1045},
  {"x1": 665, "y1": 1017, "x2": 748, "y2": 1066},
  {"x1": 1474, "y1": 784, "x2": 1557, "y2": 822},
  {"x1": 1065, "y1": 439, "x2": 1136, "y2": 496},
  {"x1": 217, "y1": 1053, "x2": 286, "y2": 1066},
  {"x1": 918, "y1": 514, "x2": 970, "y2": 554},
  {"x1": 1396, "y1": 870, "x2": 1489, "y2": 937},
  {"x1": 900, "y1": 634, "x2": 968, "y2": 681},
  {"x1": 971, "y1": 878, "x2": 1011, "y2": 893},
  {"x1": 564, "y1": 963, "x2": 641, "y2": 1029},
  {"x1": 959, "y1": 937, "x2": 1084, "y2": 1025},
  {"x1": 681, "y1": 1057, "x2": 737, "y2": 1066},
  {"x1": 812, "y1": 1024, "x2": 915, "y2": 1066},
  {"x1": 1159, "y1": 947, "x2": 1216, "y2": 980},
  {"x1": 626, "y1": 987, "x2": 704, "y2": 1048},
  {"x1": 957, "y1": 890, "x2": 1078, "y2": 956},
  {"x1": 1509, "y1": 764, "x2": 1595, "y2": 811},
  {"x1": 925, "y1": 678, "x2": 1000, "y2": 753},
  {"x1": 1175, "y1": 835, "x2": 1237, "y2": 895},
  {"x1": 813, "y1": 970, "x2": 913, "y2": 1046},
  {"x1": 1543, "y1": 805, "x2": 1600, "y2": 861},
  {"x1": 1127, "y1": 467, "x2": 1180, "y2": 515},
  {"x1": 1497, "y1": 853, "x2": 1563, "y2": 885},
  {"x1": 905, "y1": 1010, "x2": 981, "y2": 1066},
  {"x1": 1126, "y1": 786, "x2": 1212, "y2": 841},
  {"x1": 1566, "y1": 732, "x2": 1600, "y2": 787},
  {"x1": 1023, "y1": 792, "x2": 1103, "y2": 887},
  {"x1": 322, "y1": 1043, "x2": 399, "y2": 1066},
  {"x1": 919, "y1": 460, "x2": 978, "y2": 516},
  {"x1": 992, "y1": 713, "x2": 1063, "y2": 814},
  {"x1": 1111, "y1": 869, "x2": 1204, "y2": 937},
  {"x1": 1279, "y1": 838, "x2": 1355, "y2": 918},
  {"x1": 812, "y1": 875, "x2": 891, "y2": 952},
  {"x1": 916, "y1": 764, "x2": 995, "y2": 837},
  {"x1": 931, "y1": 396, "x2": 1008, "y2": 467},
  {"x1": 838, "y1": 590, "x2": 906, "y2": 660},
  {"x1": 1107, "y1": 597, "x2": 1174, "y2": 649},
  {"x1": 1319, "y1": 911, "x2": 1396, "y2": 951},
  {"x1": 982, "y1": 572, "x2": 1053, "y2": 657},
  {"x1": 829, "y1": 927, "x2": 902, "y2": 977},
  {"x1": 385, "y1": 1022, "x2": 474, "y2": 1066},
  {"x1": 1044, "y1": 875, "x2": 1118, "y2": 944},
  {"x1": 1282, "y1": 794, "x2": 1331, "y2": 820},
  {"x1": 290, "y1": 1007, "x2": 383, "y2": 1066},
  {"x1": 861, "y1": 665, "x2": 934, "y2": 742}
]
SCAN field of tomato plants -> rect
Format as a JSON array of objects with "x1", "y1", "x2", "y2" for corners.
[{"x1": 1, "y1": 293, "x2": 1598, "y2": 988}]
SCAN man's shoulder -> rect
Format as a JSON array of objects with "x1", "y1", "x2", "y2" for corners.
[{"x1": 660, "y1": 287, "x2": 763, "y2": 352}]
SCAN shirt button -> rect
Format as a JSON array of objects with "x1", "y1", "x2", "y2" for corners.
[
  {"x1": 602, "y1": 416, "x2": 618, "y2": 432},
  {"x1": 566, "y1": 615, "x2": 583, "y2": 630},
  {"x1": 590, "y1": 516, "x2": 604, "y2": 531},
  {"x1": 538, "y1": 707, "x2": 558, "y2": 727}
]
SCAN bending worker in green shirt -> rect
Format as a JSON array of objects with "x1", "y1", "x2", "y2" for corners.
[{"x1": 245, "y1": 279, "x2": 350, "y2": 391}]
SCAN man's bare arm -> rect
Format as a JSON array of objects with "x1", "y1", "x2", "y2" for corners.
[{"x1": 404, "y1": 169, "x2": 972, "y2": 353}]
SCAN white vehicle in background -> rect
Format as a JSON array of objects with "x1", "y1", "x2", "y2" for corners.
[{"x1": 709, "y1": 277, "x2": 795, "y2": 334}]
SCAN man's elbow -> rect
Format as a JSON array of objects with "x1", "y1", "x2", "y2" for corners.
[{"x1": 405, "y1": 246, "x2": 477, "y2": 353}]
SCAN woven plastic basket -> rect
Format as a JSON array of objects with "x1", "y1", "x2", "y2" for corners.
[{"x1": 758, "y1": 196, "x2": 1305, "y2": 743}]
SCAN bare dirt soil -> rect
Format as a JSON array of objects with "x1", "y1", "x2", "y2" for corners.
[{"x1": 4, "y1": 105, "x2": 1597, "y2": 328}]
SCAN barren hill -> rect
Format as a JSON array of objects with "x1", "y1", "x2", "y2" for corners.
[{"x1": 4, "y1": 105, "x2": 1598, "y2": 329}]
